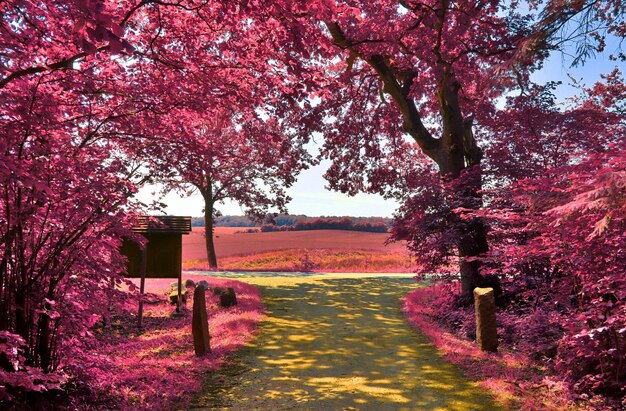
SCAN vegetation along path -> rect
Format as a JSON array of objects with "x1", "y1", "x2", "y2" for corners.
[{"x1": 191, "y1": 273, "x2": 502, "y2": 410}]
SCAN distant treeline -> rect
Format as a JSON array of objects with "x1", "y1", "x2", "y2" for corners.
[
  {"x1": 191, "y1": 214, "x2": 392, "y2": 233},
  {"x1": 260, "y1": 217, "x2": 389, "y2": 233}
]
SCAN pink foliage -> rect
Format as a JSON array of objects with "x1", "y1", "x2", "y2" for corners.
[
  {"x1": 66, "y1": 276, "x2": 264, "y2": 410},
  {"x1": 1, "y1": 0, "x2": 278, "y2": 405},
  {"x1": 466, "y1": 73, "x2": 625, "y2": 406},
  {"x1": 403, "y1": 286, "x2": 583, "y2": 410},
  {"x1": 399, "y1": 70, "x2": 626, "y2": 408},
  {"x1": 2, "y1": 0, "x2": 625, "y2": 408}
]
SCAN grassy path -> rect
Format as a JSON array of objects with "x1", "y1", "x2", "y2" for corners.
[{"x1": 191, "y1": 273, "x2": 502, "y2": 410}]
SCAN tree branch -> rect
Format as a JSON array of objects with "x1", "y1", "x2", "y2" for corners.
[
  {"x1": 324, "y1": 21, "x2": 439, "y2": 155},
  {"x1": 0, "y1": 45, "x2": 109, "y2": 89}
]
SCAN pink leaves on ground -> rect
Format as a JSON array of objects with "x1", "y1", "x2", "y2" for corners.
[
  {"x1": 88, "y1": 276, "x2": 264, "y2": 410},
  {"x1": 402, "y1": 286, "x2": 575, "y2": 411}
]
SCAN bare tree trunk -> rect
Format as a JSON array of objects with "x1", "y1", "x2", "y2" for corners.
[
  {"x1": 15, "y1": 288, "x2": 29, "y2": 340},
  {"x1": 203, "y1": 198, "x2": 218, "y2": 269},
  {"x1": 436, "y1": 77, "x2": 488, "y2": 301},
  {"x1": 36, "y1": 287, "x2": 56, "y2": 371},
  {"x1": 36, "y1": 311, "x2": 51, "y2": 371},
  {"x1": 436, "y1": 156, "x2": 488, "y2": 300},
  {"x1": 458, "y1": 218, "x2": 489, "y2": 298}
]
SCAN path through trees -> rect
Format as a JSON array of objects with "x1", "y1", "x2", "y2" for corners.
[{"x1": 192, "y1": 273, "x2": 500, "y2": 410}]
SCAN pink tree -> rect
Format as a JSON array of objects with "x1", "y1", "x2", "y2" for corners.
[
  {"x1": 249, "y1": 0, "x2": 623, "y2": 302},
  {"x1": 0, "y1": 54, "x2": 150, "y2": 396},
  {"x1": 0, "y1": 0, "x2": 262, "y2": 398},
  {"x1": 1, "y1": 0, "x2": 137, "y2": 89},
  {"x1": 468, "y1": 70, "x2": 626, "y2": 400},
  {"x1": 112, "y1": 0, "x2": 324, "y2": 270},
  {"x1": 2, "y1": 1, "x2": 322, "y2": 388},
  {"x1": 246, "y1": 1, "x2": 540, "y2": 299},
  {"x1": 148, "y1": 107, "x2": 313, "y2": 269}
]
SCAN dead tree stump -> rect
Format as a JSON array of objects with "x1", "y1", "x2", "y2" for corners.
[
  {"x1": 474, "y1": 287, "x2": 498, "y2": 352},
  {"x1": 192, "y1": 286, "x2": 211, "y2": 356}
]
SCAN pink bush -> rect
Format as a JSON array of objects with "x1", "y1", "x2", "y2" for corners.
[
  {"x1": 404, "y1": 279, "x2": 624, "y2": 410},
  {"x1": 396, "y1": 73, "x2": 626, "y2": 408},
  {"x1": 1, "y1": 276, "x2": 264, "y2": 409},
  {"x1": 403, "y1": 285, "x2": 578, "y2": 410}
]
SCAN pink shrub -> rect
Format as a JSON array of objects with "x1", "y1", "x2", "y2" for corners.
[
  {"x1": 404, "y1": 279, "x2": 625, "y2": 410},
  {"x1": 403, "y1": 286, "x2": 577, "y2": 410},
  {"x1": 397, "y1": 73, "x2": 626, "y2": 408},
  {"x1": 2, "y1": 276, "x2": 263, "y2": 410},
  {"x1": 82, "y1": 276, "x2": 265, "y2": 410}
]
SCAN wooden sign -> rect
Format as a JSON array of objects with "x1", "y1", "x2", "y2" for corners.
[
  {"x1": 120, "y1": 216, "x2": 192, "y2": 327},
  {"x1": 121, "y1": 216, "x2": 191, "y2": 279}
]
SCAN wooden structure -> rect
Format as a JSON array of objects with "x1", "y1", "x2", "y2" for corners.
[{"x1": 120, "y1": 216, "x2": 192, "y2": 327}]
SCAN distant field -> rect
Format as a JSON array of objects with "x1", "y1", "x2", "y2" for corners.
[
  {"x1": 181, "y1": 227, "x2": 412, "y2": 272},
  {"x1": 182, "y1": 227, "x2": 407, "y2": 261},
  {"x1": 183, "y1": 248, "x2": 414, "y2": 273}
]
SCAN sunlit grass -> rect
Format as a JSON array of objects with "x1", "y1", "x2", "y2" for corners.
[{"x1": 193, "y1": 274, "x2": 501, "y2": 410}]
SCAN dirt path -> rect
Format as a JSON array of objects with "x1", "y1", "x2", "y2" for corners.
[{"x1": 190, "y1": 273, "x2": 502, "y2": 410}]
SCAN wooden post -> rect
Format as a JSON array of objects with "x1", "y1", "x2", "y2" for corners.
[
  {"x1": 192, "y1": 285, "x2": 211, "y2": 356},
  {"x1": 176, "y1": 235, "x2": 182, "y2": 312},
  {"x1": 474, "y1": 287, "x2": 498, "y2": 352},
  {"x1": 137, "y1": 244, "x2": 148, "y2": 329}
]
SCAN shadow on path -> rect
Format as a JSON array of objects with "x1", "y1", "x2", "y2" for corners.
[{"x1": 190, "y1": 274, "x2": 501, "y2": 410}]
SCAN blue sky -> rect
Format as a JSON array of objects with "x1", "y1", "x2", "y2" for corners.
[{"x1": 137, "y1": 38, "x2": 624, "y2": 218}]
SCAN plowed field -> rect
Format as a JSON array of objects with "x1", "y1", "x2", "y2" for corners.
[{"x1": 182, "y1": 227, "x2": 407, "y2": 261}]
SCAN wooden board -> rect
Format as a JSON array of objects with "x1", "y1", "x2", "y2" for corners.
[{"x1": 121, "y1": 233, "x2": 183, "y2": 278}]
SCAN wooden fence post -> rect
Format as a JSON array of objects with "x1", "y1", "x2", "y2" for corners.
[
  {"x1": 192, "y1": 285, "x2": 211, "y2": 356},
  {"x1": 474, "y1": 287, "x2": 498, "y2": 352},
  {"x1": 137, "y1": 245, "x2": 147, "y2": 329}
]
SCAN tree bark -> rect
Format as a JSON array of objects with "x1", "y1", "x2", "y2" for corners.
[
  {"x1": 15, "y1": 288, "x2": 29, "y2": 340},
  {"x1": 203, "y1": 198, "x2": 218, "y2": 269},
  {"x1": 458, "y1": 217, "x2": 489, "y2": 298},
  {"x1": 435, "y1": 76, "x2": 489, "y2": 300},
  {"x1": 435, "y1": 151, "x2": 488, "y2": 299},
  {"x1": 36, "y1": 310, "x2": 51, "y2": 371},
  {"x1": 36, "y1": 287, "x2": 56, "y2": 371}
]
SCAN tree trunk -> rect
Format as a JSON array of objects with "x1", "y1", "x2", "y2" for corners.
[
  {"x1": 15, "y1": 288, "x2": 28, "y2": 340},
  {"x1": 36, "y1": 288, "x2": 56, "y2": 372},
  {"x1": 436, "y1": 76, "x2": 489, "y2": 301},
  {"x1": 36, "y1": 310, "x2": 51, "y2": 371},
  {"x1": 458, "y1": 217, "x2": 489, "y2": 299},
  {"x1": 436, "y1": 154, "x2": 488, "y2": 299},
  {"x1": 203, "y1": 198, "x2": 218, "y2": 269}
]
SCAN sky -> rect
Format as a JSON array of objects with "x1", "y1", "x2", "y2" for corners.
[
  {"x1": 136, "y1": 36, "x2": 624, "y2": 219},
  {"x1": 137, "y1": 158, "x2": 400, "y2": 218}
]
